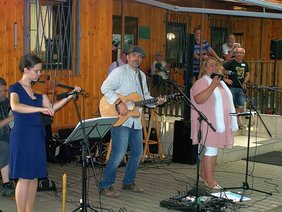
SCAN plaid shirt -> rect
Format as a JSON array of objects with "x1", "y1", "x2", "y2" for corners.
[{"x1": 0, "y1": 97, "x2": 10, "y2": 140}]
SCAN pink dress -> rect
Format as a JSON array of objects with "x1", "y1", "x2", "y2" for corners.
[{"x1": 190, "y1": 78, "x2": 234, "y2": 149}]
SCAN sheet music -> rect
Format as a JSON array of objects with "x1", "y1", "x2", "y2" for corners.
[{"x1": 211, "y1": 191, "x2": 251, "y2": 202}]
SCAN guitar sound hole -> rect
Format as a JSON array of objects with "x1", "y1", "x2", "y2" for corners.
[{"x1": 126, "y1": 101, "x2": 134, "y2": 110}]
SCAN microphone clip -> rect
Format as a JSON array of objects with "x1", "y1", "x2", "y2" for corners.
[
  {"x1": 226, "y1": 70, "x2": 238, "y2": 76},
  {"x1": 56, "y1": 89, "x2": 85, "y2": 100}
]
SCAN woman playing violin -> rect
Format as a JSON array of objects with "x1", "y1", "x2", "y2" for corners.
[
  {"x1": 190, "y1": 57, "x2": 238, "y2": 190},
  {"x1": 8, "y1": 53, "x2": 81, "y2": 212}
]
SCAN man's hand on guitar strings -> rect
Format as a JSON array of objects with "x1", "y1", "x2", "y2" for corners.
[{"x1": 156, "y1": 96, "x2": 166, "y2": 106}]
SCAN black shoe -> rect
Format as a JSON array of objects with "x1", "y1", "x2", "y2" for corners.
[
  {"x1": 100, "y1": 187, "x2": 120, "y2": 198},
  {"x1": 2, "y1": 182, "x2": 15, "y2": 197}
]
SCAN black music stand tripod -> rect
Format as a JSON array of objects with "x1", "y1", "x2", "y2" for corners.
[
  {"x1": 224, "y1": 111, "x2": 272, "y2": 199},
  {"x1": 64, "y1": 96, "x2": 118, "y2": 212}
]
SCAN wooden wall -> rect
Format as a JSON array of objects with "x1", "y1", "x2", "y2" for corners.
[
  {"x1": 1, "y1": 0, "x2": 282, "y2": 131},
  {"x1": 0, "y1": 0, "x2": 113, "y2": 131},
  {"x1": 0, "y1": 0, "x2": 24, "y2": 86},
  {"x1": 113, "y1": 1, "x2": 282, "y2": 85},
  {"x1": 113, "y1": 0, "x2": 167, "y2": 71},
  {"x1": 114, "y1": 1, "x2": 282, "y2": 62}
]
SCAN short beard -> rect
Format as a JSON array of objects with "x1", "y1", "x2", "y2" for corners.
[{"x1": 131, "y1": 61, "x2": 140, "y2": 68}]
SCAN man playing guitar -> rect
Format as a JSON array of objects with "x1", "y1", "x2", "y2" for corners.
[{"x1": 98, "y1": 46, "x2": 166, "y2": 197}]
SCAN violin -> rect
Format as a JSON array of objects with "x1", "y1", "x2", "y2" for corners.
[
  {"x1": 32, "y1": 75, "x2": 90, "y2": 99},
  {"x1": 32, "y1": 75, "x2": 55, "y2": 95}
]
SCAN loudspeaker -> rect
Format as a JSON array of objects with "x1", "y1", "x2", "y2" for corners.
[
  {"x1": 270, "y1": 39, "x2": 282, "y2": 59},
  {"x1": 172, "y1": 120, "x2": 197, "y2": 164}
]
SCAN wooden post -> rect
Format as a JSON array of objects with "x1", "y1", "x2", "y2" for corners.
[{"x1": 62, "y1": 174, "x2": 67, "y2": 212}]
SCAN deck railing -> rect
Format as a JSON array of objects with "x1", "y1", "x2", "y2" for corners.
[{"x1": 146, "y1": 60, "x2": 282, "y2": 117}]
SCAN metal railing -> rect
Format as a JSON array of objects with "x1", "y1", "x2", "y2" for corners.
[
  {"x1": 146, "y1": 74, "x2": 185, "y2": 118},
  {"x1": 248, "y1": 82, "x2": 282, "y2": 115},
  {"x1": 146, "y1": 60, "x2": 282, "y2": 117}
]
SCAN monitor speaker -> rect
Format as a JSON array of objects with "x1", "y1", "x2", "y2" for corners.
[
  {"x1": 172, "y1": 120, "x2": 197, "y2": 164},
  {"x1": 270, "y1": 39, "x2": 282, "y2": 59}
]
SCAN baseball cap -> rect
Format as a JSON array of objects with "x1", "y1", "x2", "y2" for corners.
[{"x1": 128, "y1": 46, "x2": 145, "y2": 57}]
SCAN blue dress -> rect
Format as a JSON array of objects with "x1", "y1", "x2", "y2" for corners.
[{"x1": 9, "y1": 82, "x2": 47, "y2": 179}]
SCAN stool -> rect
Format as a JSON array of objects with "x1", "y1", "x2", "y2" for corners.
[{"x1": 141, "y1": 108, "x2": 163, "y2": 162}]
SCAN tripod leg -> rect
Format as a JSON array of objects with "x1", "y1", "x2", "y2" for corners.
[{"x1": 86, "y1": 204, "x2": 98, "y2": 212}]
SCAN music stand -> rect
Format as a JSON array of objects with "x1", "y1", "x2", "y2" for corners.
[
  {"x1": 64, "y1": 116, "x2": 118, "y2": 212},
  {"x1": 224, "y1": 111, "x2": 272, "y2": 200}
]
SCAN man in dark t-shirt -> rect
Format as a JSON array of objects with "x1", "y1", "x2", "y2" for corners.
[{"x1": 222, "y1": 47, "x2": 250, "y2": 112}]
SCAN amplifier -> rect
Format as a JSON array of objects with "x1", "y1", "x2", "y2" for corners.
[{"x1": 172, "y1": 120, "x2": 197, "y2": 164}]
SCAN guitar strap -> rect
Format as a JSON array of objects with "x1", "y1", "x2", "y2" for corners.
[{"x1": 138, "y1": 70, "x2": 145, "y2": 100}]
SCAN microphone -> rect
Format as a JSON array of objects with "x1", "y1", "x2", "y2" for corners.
[
  {"x1": 159, "y1": 66, "x2": 169, "y2": 73},
  {"x1": 155, "y1": 63, "x2": 169, "y2": 73},
  {"x1": 210, "y1": 72, "x2": 224, "y2": 80},
  {"x1": 226, "y1": 70, "x2": 237, "y2": 76},
  {"x1": 56, "y1": 90, "x2": 84, "y2": 100}
]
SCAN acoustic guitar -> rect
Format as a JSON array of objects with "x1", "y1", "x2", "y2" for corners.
[{"x1": 99, "y1": 92, "x2": 182, "y2": 127}]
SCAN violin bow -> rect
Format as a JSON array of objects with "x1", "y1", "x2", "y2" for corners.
[{"x1": 50, "y1": 69, "x2": 58, "y2": 110}]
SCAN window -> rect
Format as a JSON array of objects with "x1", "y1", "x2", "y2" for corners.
[
  {"x1": 166, "y1": 22, "x2": 187, "y2": 68},
  {"x1": 24, "y1": 0, "x2": 76, "y2": 72},
  {"x1": 165, "y1": 13, "x2": 191, "y2": 69},
  {"x1": 112, "y1": 16, "x2": 138, "y2": 62},
  {"x1": 211, "y1": 27, "x2": 227, "y2": 58}
]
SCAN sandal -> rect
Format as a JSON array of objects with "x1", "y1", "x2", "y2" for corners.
[
  {"x1": 204, "y1": 181, "x2": 222, "y2": 190},
  {"x1": 199, "y1": 176, "x2": 205, "y2": 182}
]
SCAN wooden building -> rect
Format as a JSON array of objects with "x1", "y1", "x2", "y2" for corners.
[{"x1": 1, "y1": 0, "x2": 282, "y2": 131}]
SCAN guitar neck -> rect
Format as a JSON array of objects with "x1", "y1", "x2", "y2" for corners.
[
  {"x1": 135, "y1": 98, "x2": 157, "y2": 107},
  {"x1": 134, "y1": 94, "x2": 178, "y2": 107}
]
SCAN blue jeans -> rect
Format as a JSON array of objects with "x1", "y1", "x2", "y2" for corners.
[
  {"x1": 99, "y1": 125, "x2": 143, "y2": 190},
  {"x1": 229, "y1": 87, "x2": 246, "y2": 108}
]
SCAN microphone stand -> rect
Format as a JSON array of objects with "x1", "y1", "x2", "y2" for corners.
[
  {"x1": 224, "y1": 77, "x2": 272, "y2": 198},
  {"x1": 227, "y1": 74, "x2": 271, "y2": 137},
  {"x1": 166, "y1": 74, "x2": 216, "y2": 211}
]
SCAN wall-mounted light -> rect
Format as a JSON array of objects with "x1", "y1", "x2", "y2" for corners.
[
  {"x1": 167, "y1": 32, "x2": 176, "y2": 40},
  {"x1": 14, "y1": 22, "x2": 18, "y2": 49}
]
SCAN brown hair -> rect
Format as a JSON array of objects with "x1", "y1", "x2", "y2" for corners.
[
  {"x1": 19, "y1": 53, "x2": 42, "y2": 73},
  {"x1": 193, "y1": 27, "x2": 201, "y2": 33}
]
